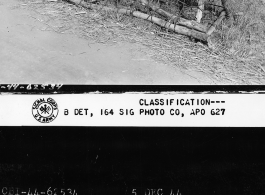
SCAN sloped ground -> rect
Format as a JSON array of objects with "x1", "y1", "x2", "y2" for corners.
[
  {"x1": 1, "y1": 0, "x2": 265, "y2": 84},
  {"x1": 0, "y1": 0, "x2": 213, "y2": 84}
]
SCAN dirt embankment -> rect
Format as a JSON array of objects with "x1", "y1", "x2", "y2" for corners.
[{"x1": 0, "y1": 0, "x2": 213, "y2": 84}]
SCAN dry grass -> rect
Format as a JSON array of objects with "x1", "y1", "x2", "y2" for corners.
[
  {"x1": 213, "y1": 0, "x2": 265, "y2": 60},
  {"x1": 14, "y1": 0, "x2": 265, "y2": 84}
]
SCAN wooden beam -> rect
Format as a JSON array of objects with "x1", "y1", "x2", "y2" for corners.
[
  {"x1": 140, "y1": 0, "x2": 207, "y2": 33},
  {"x1": 221, "y1": 0, "x2": 233, "y2": 21},
  {"x1": 206, "y1": 11, "x2": 226, "y2": 35},
  {"x1": 196, "y1": 0, "x2": 204, "y2": 23},
  {"x1": 65, "y1": 0, "x2": 209, "y2": 41}
]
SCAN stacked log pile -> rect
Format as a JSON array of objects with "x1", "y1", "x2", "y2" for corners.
[{"x1": 62, "y1": 0, "x2": 231, "y2": 45}]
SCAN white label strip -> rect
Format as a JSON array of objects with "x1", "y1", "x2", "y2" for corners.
[{"x1": 0, "y1": 93, "x2": 264, "y2": 126}]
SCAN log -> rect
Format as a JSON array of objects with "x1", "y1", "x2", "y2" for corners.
[
  {"x1": 206, "y1": 11, "x2": 226, "y2": 35},
  {"x1": 195, "y1": 0, "x2": 204, "y2": 23},
  {"x1": 221, "y1": 0, "x2": 233, "y2": 21},
  {"x1": 65, "y1": 0, "x2": 209, "y2": 41},
  {"x1": 139, "y1": 0, "x2": 207, "y2": 33}
]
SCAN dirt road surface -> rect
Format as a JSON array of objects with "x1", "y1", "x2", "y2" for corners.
[{"x1": 0, "y1": 0, "x2": 212, "y2": 84}]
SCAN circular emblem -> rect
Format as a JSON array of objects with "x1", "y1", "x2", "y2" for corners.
[{"x1": 32, "y1": 97, "x2": 59, "y2": 123}]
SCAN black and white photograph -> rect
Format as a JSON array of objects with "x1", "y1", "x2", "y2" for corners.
[
  {"x1": 1, "y1": 0, "x2": 265, "y2": 194},
  {"x1": 1, "y1": 0, "x2": 265, "y2": 84}
]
